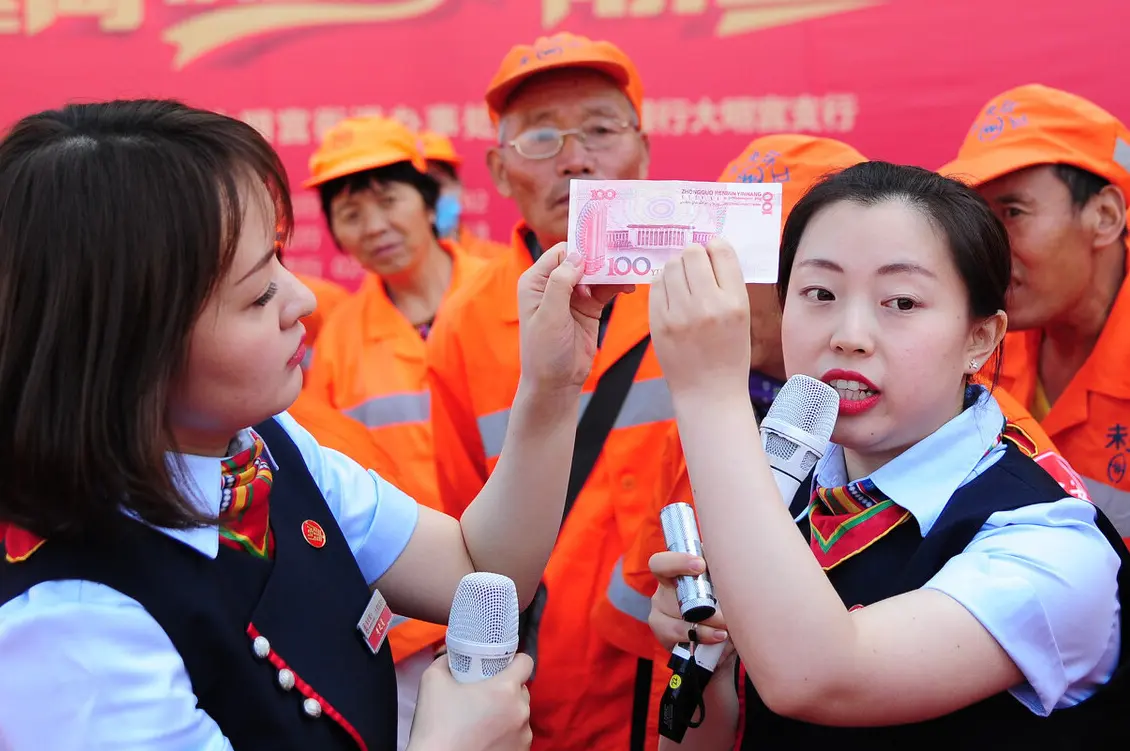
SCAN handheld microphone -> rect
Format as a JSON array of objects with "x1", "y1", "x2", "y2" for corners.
[
  {"x1": 760, "y1": 374, "x2": 840, "y2": 506},
  {"x1": 445, "y1": 572, "x2": 520, "y2": 684},
  {"x1": 658, "y1": 374, "x2": 839, "y2": 743},
  {"x1": 659, "y1": 502, "x2": 716, "y2": 623}
]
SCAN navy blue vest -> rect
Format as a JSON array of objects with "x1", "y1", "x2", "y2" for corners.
[
  {"x1": 0, "y1": 417, "x2": 398, "y2": 751},
  {"x1": 737, "y1": 443, "x2": 1130, "y2": 750}
]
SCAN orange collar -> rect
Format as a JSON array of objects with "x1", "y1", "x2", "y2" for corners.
[
  {"x1": 360, "y1": 239, "x2": 474, "y2": 341},
  {"x1": 495, "y1": 223, "x2": 540, "y2": 324},
  {"x1": 494, "y1": 222, "x2": 654, "y2": 363},
  {"x1": 1001, "y1": 243, "x2": 1130, "y2": 402}
]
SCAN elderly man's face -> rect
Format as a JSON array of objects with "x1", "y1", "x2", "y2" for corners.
[{"x1": 488, "y1": 69, "x2": 650, "y2": 248}]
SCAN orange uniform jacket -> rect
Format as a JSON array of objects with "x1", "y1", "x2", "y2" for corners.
[
  {"x1": 458, "y1": 226, "x2": 509, "y2": 260},
  {"x1": 592, "y1": 385, "x2": 1087, "y2": 751},
  {"x1": 304, "y1": 240, "x2": 486, "y2": 662},
  {"x1": 287, "y1": 391, "x2": 413, "y2": 489},
  {"x1": 426, "y1": 224, "x2": 676, "y2": 751},
  {"x1": 998, "y1": 246, "x2": 1130, "y2": 546},
  {"x1": 295, "y1": 273, "x2": 351, "y2": 368}
]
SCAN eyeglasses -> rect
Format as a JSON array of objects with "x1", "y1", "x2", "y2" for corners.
[{"x1": 505, "y1": 119, "x2": 639, "y2": 160}]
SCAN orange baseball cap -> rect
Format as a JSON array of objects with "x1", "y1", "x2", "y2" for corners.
[
  {"x1": 304, "y1": 116, "x2": 427, "y2": 189},
  {"x1": 718, "y1": 134, "x2": 867, "y2": 219},
  {"x1": 939, "y1": 84, "x2": 1130, "y2": 199},
  {"x1": 484, "y1": 32, "x2": 643, "y2": 125},
  {"x1": 419, "y1": 131, "x2": 462, "y2": 167}
]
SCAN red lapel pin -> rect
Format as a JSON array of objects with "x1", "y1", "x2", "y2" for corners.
[{"x1": 301, "y1": 520, "x2": 326, "y2": 549}]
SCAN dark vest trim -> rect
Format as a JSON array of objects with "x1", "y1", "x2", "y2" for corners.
[
  {"x1": 247, "y1": 622, "x2": 371, "y2": 751},
  {"x1": 735, "y1": 443, "x2": 1130, "y2": 749},
  {"x1": 0, "y1": 416, "x2": 398, "y2": 751}
]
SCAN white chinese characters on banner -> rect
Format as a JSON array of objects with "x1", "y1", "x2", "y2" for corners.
[
  {"x1": 0, "y1": 0, "x2": 145, "y2": 35},
  {"x1": 425, "y1": 103, "x2": 461, "y2": 137},
  {"x1": 292, "y1": 194, "x2": 321, "y2": 220},
  {"x1": 284, "y1": 254, "x2": 323, "y2": 278},
  {"x1": 237, "y1": 94, "x2": 859, "y2": 146},
  {"x1": 643, "y1": 94, "x2": 859, "y2": 136},
  {"x1": 240, "y1": 93, "x2": 859, "y2": 266}
]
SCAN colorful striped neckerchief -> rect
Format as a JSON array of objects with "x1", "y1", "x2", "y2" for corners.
[
  {"x1": 218, "y1": 431, "x2": 275, "y2": 560},
  {"x1": 807, "y1": 475, "x2": 912, "y2": 571},
  {"x1": 807, "y1": 390, "x2": 1014, "y2": 571}
]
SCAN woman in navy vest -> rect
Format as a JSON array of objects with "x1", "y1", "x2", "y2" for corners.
[
  {"x1": 646, "y1": 162, "x2": 1127, "y2": 748},
  {"x1": 0, "y1": 100, "x2": 632, "y2": 751}
]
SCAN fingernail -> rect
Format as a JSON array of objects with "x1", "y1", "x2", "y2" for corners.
[
  {"x1": 565, "y1": 251, "x2": 582, "y2": 268},
  {"x1": 714, "y1": 629, "x2": 728, "y2": 641},
  {"x1": 689, "y1": 558, "x2": 706, "y2": 573}
]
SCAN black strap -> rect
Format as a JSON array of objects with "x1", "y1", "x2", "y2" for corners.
[
  {"x1": 630, "y1": 657, "x2": 654, "y2": 751},
  {"x1": 518, "y1": 334, "x2": 653, "y2": 670},
  {"x1": 563, "y1": 334, "x2": 651, "y2": 518}
]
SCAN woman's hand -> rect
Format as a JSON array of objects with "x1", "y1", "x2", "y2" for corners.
[
  {"x1": 517, "y1": 243, "x2": 635, "y2": 394},
  {"x1": 648, "y1": 550, "x2": 731, "y2": 654},
  {"x1": 649, "y1": 239, "x2": 751, "y2": 402},
  {"x1": 408, "y1": 653, "x2": 534, "y2": 751}
]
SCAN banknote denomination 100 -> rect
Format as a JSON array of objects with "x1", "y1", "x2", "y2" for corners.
[{"x1": 567, "y1": 179, "x2": 783, "y2": 284}]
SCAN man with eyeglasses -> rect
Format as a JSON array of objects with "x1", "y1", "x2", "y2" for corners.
[{"x1": 425, "y1": 32, "x2": 673, "y2": 751}]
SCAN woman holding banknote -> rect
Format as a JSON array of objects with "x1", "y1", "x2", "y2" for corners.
[
  {"x1": 0, "y1": 98, "x2": 633, "y2": 751},
  {"x1": 645, "y1": 161, "x2": 1128, "y2": 748}
]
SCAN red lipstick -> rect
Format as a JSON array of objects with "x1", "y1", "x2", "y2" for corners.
[
  {"x1": 288, "y1": 335, "x2": 307, "y2": 369},
  {"x1": 820, "y1": 369, "x2": 881, "y2": 416}
]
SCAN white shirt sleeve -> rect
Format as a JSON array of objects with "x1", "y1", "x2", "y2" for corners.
[
  {"x1": 923, "y1": 497, "x2": 1122, "y2": 715},
  {"x1": 0, "y1": 581, "x2": 234, "y2": 751},
  {"x1": 273, "y1": 411, "x2": 419, "y2": 584}
]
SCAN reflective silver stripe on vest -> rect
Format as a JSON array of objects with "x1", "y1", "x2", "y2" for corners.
[
  {"x1": 476, "y1": 377, "x2": 674, "y2": 460},
  {"x1": 606, "y1": 557, "x2": 653, "y2": 623},
  {"x1": 345, "y1": 391, "x2": 430, "y2": 428},
  {"x1": 1084, "y1": 476, "x2": 1130, "y2": 538},
  {"x1": 390, "y1": 614, "x2": 409, "y2": 629}
]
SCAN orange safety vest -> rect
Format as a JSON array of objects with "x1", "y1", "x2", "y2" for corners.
[
  {"x1": 306, "y1": 240, "x2": 484, "y2": 507},
  {"x1": 426, "y1": 224, "x2": 676, "y2": 751},
  {"x1": 591, "y1": 387, "x2": 1075, "y2": 751},
  {"x1": 304, "y1": 240, "x2": 485, "y2": 662},
  {"x1": 286, "y1": 391, "x2": 445, "y2": 663},
  {"x1": 287, "y1": 391, "x2": 396, "y2": 477},
  {"x1": 458, "y1": 226, "x2": 510, "y2": 260},
  {"x1": 295, "y1": 273, "x2": 351, "y2": 370},
  {"x1": 998, "y1": 246, "x2": 1130, "y2": 546}
]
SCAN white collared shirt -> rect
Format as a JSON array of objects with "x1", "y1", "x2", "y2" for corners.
[
  {"x1": 808, "y1": 388, "x2": 1121, "y2": 716},
  {"x1": 0, "y1": 412, "x2": 419, "y2": 751}
]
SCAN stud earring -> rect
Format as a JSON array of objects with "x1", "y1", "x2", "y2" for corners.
[{"x1": 969, "y1": 360, "x2": 979, "y2": 371}]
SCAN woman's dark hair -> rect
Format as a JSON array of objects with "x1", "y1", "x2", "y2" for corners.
[
  {"x1": 0, "y1": 99, "x2": 292, "y2": 539},
  {"x1": 318, "y1": 161, "x2": 441, "y2": 246},
  {"x1": 778, "y1": 161, "x2": 1011, "y2": 385}
]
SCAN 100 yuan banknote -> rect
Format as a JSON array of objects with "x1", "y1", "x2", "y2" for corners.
[{"x1": 566, "y1": 179, "x2": 783, "y2": 284}]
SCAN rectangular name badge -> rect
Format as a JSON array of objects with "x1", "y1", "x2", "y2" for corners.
[{"x1": 357, "y1": 588, "x2": 393, "y2": 655}]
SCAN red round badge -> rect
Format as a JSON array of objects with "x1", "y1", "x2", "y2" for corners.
[{"x1": 301, "y1": 520, "x2": 326, "y2": 549}]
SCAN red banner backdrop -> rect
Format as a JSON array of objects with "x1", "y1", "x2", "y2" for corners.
[{"x1": 0, "y1": 0, "x2": 1123, "y2": 288}]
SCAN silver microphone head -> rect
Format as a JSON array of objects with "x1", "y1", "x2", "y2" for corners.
[
  {"x1": 660, "y1": 502, "x2": 717, "y2": 623},
  {"x1": 760, "y1": 374, "x2": 840, "y2": 484},
  {"x1": 446, "y1": 572, "x2": 520, "y2": 684}
]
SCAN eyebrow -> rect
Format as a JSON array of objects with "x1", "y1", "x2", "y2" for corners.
[
  {"x1": 524, "y1": 104, "x2": 627, "y2": 127},
  {"x1": 796, "y1": 258, "x2": 937, "y2": 278},
  {"x1": 237, "y1": 246, "x2": 277, "y2": 284},
  {"x1": 523, "y1": 110, "x2": 557, "y2": 127}
]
